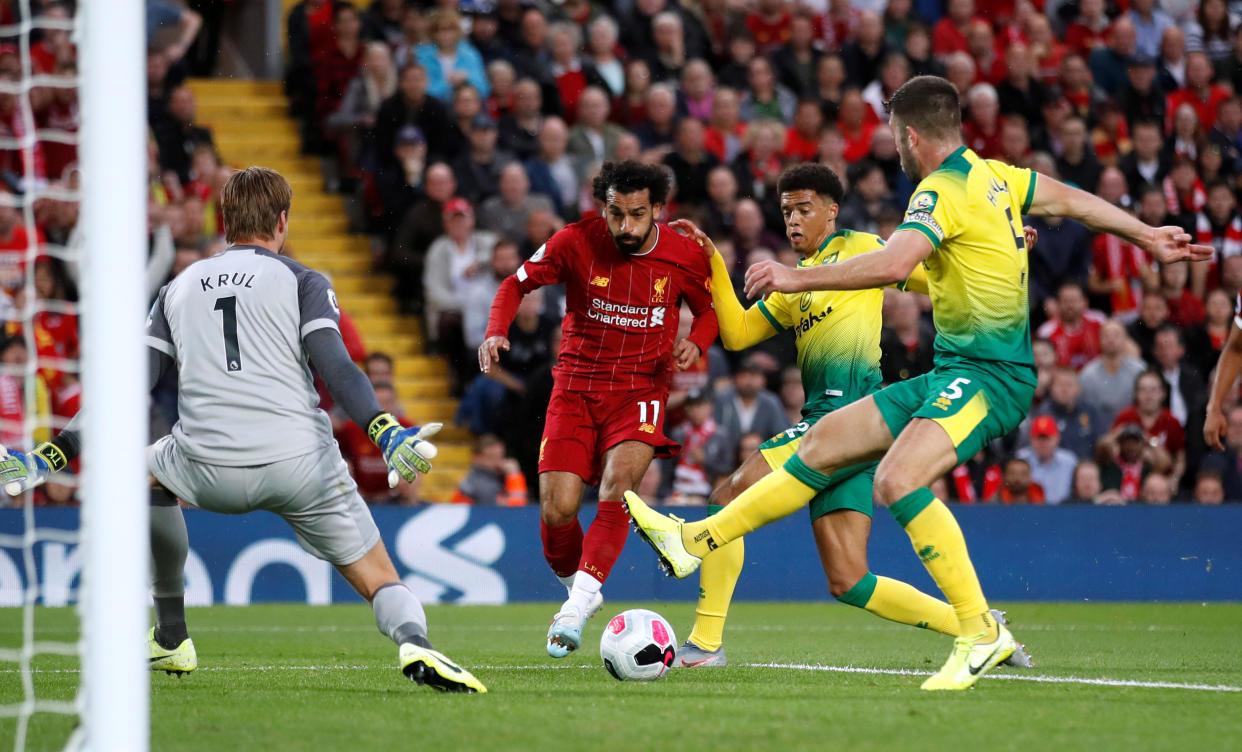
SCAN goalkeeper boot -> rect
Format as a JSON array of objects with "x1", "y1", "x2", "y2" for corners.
[
  {"x1": 622, "y1": 491, "x2": 701, "y2": 579},
  {"x1": 546, "y1": 590, "x2": 604, "y2": 658},
  {"x1": 148, "y1": 627, "x2": 197, "y2": 677},
  {"x1": 677, "y1": 640, "x2": 726, "y2": 668},
  {"x1": 991, "y1": 609, "x2": 1034, "y2": 668},
  {"x1": 399, "y1": 643, "x2": 487, "y2": 694},
  {"x1": 921, "y1": 622, "x2": 1017, "y2": 691}
]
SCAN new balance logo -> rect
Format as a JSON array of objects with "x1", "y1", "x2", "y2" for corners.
[{"x1": 590, "y1": 276, "x2": 610, "y2": 287}]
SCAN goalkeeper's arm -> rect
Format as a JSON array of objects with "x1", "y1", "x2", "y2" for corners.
[
  {"x1": 304, "y1": 328, "x2": 438, "y2": 486},
  {"x1": 0, "y1": 346, "x2": 175, "y2": 494}
]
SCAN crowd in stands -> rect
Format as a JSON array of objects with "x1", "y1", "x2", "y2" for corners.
[
  {"x1": 281, "y1": 0, "x2": 1242, "y2": 506},
  {"x1": 9, "y1": 0, "x2": 1242, "y2": 506}
]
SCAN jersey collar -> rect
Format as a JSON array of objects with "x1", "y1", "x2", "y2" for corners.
[
  {"x1": 799, "y1": 229, "x2": 848, "y2": 267},
  {"x1": 936, "y1": 145, "x2": 970, "y2": 171}
]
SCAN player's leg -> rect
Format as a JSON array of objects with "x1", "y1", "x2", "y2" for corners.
[
  {"x1": 539, "y1": 470, "x2": 587, "y2": 592},
  {"x1": 148, "y1": 482, "x2": 198, "y2": 675},
  {"x1": 810, "y1": 470, "x2": 959, "y2": 637},
  {"x1": 267, "y1": 446, "x2": 486, "y2": 692},
  {"x1": 334, "y1": 539, "x2": 484, "y2": 693},
  {"x1": 680, "y1": 451, "x2": 768, "y2": 664},
  {"x1": 626, "y1": 394, "x2": 896, "y2": 577}
]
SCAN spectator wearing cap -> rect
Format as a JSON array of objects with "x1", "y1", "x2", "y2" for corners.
[
  {"x1": 996, "y1": 458, "x2": 1046, "y2": 504},
  {"x1": 1199, "y1": 405, "x2": 1242, "y2": 498},
  {"x1": 1129, "y1": 0, "x2": 1175, "y2": 61},
  {"x1": 373, "y1": 63, "x2": 454, "y2": 168},
  {"x1": 567, "y1": 87, "x2": 623, "y2": 166},
  {"x1": 451, "y1": 113, "x2": 515, "y2": 205},
  {"x1": 1027, "y1": 367, "x2": 1105, "y2": 458},
  {"x1": 1079, "y1": 320, "x2": 1149, "y2": 426},
  {"x1": 479, "y1": 163, "x2": 554, "y2": 245},
  {"x1": 1089, "y1": 17, "x2": 1139, "y2": 96},
  {"x1": 1017, "y1": 416, "x2": 1078, "y2": 504},
  {"x1": 1099, "y1": 422, "x2": 1171, "y2": 501},
  {"x1": 423, "y1": 197, "x2": 497, "y2": 389},
  {"x1": 1119, "y1": 119, "x2": 1170, "y2": 196},
  {"x1": 375, "y1": 123, "x2": 429, "y2": 225},
  {"x1": 711, "y1": 358, "x2": 787, "y2": 467},
  {"x1": 415, "y1": 8, "x2": 489, "y2": 103}
]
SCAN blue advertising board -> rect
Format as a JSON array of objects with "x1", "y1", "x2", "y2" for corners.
[{"x1": 1, "y1": 505, "x2": 1240, "y2": 606}]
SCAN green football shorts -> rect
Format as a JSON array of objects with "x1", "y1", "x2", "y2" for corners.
[{"x1": 758, "y1": 418, "x2": 876, "y2": 520}]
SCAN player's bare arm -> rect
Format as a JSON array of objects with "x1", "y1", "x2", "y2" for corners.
[
  {"x1": 1205, "y1": 322, "x2": 1242, "y2": 450},
  {"x1": 744, "y1": 228, "x2": 932, "y2": 299},
  {"x1": 1028, "y1": 176, "x2": 1213, "y2": 263}
]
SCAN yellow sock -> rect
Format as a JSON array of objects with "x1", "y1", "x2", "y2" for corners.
[
  {"x1": 681, "y1": 461, "x2": 824, "y2": 558},
  {"x1": 890, "y1": 490, "x2": 994, "y2": 640},
  {"x1": 688, "y1": 507, "x2": 744, "y2": 652},
  {"x1": 837, "y1": 573, "x2": 959, "y2": 636}
]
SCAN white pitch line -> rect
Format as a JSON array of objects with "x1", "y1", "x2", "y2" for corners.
[{"x1": 5, "y1": 662, "x2": 1239, "y2": 693}]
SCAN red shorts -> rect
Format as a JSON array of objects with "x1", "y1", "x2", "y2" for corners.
[{"x1": 539, "y1": 386, "x2": 680, "y2": 485}]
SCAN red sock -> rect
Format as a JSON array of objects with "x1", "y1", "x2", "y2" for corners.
[
  {"x1": 541, "y1": 517, "x2": 583, "y2": 578},
  {"x1": 579, "y1": 501, "x2": 630, "y2": 583}
]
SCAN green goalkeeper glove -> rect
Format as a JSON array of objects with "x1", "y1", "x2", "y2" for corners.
[
  {"x1": 0, "y1": 442, "x2": 68, "y2": 496},
  {"x1": 368, "y1": 414, "x2": 440, "y2": 488}
]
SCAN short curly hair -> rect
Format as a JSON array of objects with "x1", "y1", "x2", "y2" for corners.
[
  {"x1": 776, "y1": 163, "x2": 844, "y2": 204},
  {"x1": 592, "y1": 160, "x2": 672, "y2": 205}
]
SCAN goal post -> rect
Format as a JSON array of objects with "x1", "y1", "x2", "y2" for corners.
[{"x1": 77, "y1": 0, "x2": 149, "y2": 748}]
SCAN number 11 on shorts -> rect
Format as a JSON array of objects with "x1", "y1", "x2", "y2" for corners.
[{"x1": 637, "y1": 400, "x2": 661, "y2": 427}]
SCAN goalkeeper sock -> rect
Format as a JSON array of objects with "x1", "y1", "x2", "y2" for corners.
[
  {"x1": 681, "y1": 458, "x2": 828, "y2": 558},
  {"x1": 890, "y1": 489, "x2": 994, "y2": 640},
  {"x1": 836, "y1": 572, "x2": 959, "y2": 637},
  {"x1": 688, "y1": 504, "x2": 744, "y2": 652},
  {"x1": 150, "y1": 496, "x2": 188, "y2": 646},
  {"x1": 540, "y1": 517, "x2": 583, "y2": 579},
  {"x1": 373, "y1": 582, "x2": 431, "y2": 648},
  {"x1": 578, "y1": 500, "x2": 628, "y2": 582}
]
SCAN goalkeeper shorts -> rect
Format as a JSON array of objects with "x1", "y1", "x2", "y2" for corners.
[{"x1": 148, "y1": 435, "x2": 381, "y2": 566}]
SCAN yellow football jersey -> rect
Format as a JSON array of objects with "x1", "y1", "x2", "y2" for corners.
[
  {"x1": 896, "y1": 146, "x2": 1036, "y2": 370},
  {"x1": 754, "y1": 229, "x2": 927, "y2": 417}
]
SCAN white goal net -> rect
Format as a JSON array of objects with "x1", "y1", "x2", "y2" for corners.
[{"x1": 0, "y1": 1, "x2": 148, "y2": 750}]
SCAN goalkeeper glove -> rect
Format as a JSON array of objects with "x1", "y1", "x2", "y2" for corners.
[
  {"x1": 368, "y1": 414, "x2": 440, "y2": 488},
  {"x1": 0, "y1": 442, "x2": 68, "y2": 496}
]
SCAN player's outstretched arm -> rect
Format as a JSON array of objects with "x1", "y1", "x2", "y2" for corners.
[
  {"x1": 744, "y1": 229, "x2": 931, "y2": 298},
  {"x1": 1028, "y1": 176, "x2": 1213, "y2": 264},
  {"x1": 304, "y1": 328, "x2": 438, "y2": 486},
  {"x1": 669, "y1": 219, "x2": 776, "y2": 351},
  {"x1": 1205, "y1": 322, "x2": 1242, "y2": 451}
]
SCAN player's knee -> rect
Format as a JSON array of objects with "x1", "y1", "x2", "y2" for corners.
[
  {"x1": 540, "y1": 498, "x2": 578, "y2": 526},
  {"x1": 826, "y1": 570, "x2": 866, "y2": 599},
  {"x1": 871, "y1": 469, "x2": 909, "y2": 508}
]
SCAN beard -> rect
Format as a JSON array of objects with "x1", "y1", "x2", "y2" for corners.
[
  {"x1": 898, "y1": 143, "x2": 922, "y2": 183},
  {"x1": 611, "y1": 224, "x2": 652, "y2": 255}
]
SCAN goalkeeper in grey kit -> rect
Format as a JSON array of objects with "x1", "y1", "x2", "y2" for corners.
[{"x1": 0, "y1": 167, "x2": 485, "y2": 693}]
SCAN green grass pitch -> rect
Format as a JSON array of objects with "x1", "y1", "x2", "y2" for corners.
[{"x1": 3, "y1": 602, "x2": 1241, "y2": 751}]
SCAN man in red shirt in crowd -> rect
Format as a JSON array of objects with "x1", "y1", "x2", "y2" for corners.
[
  {"x1": 1037, "y1": 281, "x2": 1106, "y2": 369},
  {"x1": 480, "y1": 160, "x2": 717, "y2": 658},
  {"x1": 744, "y1": 0, "x2": 791, "y2": 55},
  {"x1": 1113, "y1": 370, "x2": 1186, "y2": 472},
  {"x1": 1167, "y1": 52, "x2": 1229, "y2": 132},
  {"x1": 932, "y1": 0, "x2": 979, "y2": 57}
]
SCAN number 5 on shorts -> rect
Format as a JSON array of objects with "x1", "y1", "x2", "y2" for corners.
[
  {"x1": 637, "y1": 400, "x2": 661, "y2": 426},
  {"x1": 939, "y1": 377, "x2": 971, "y2": 401}
]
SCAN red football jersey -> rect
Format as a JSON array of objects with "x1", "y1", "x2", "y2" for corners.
[{"x1": 492, "y1": 217, "x2": 718, "y2": 392}]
